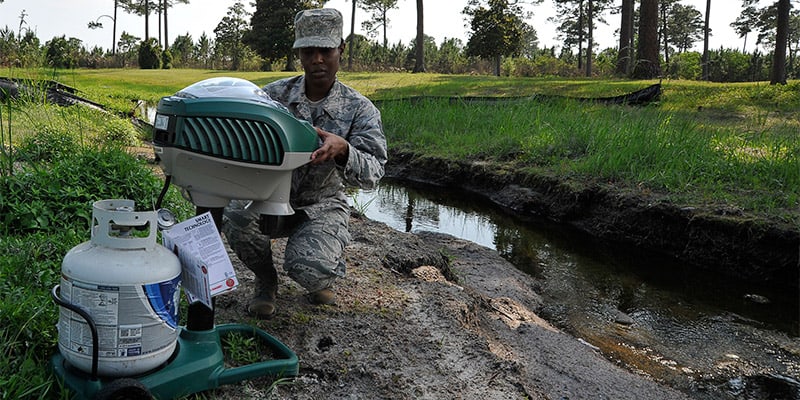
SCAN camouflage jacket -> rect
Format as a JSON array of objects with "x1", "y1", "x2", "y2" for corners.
[{"x1": 263, "y1": 76, "x2": 387, "y2": 218}]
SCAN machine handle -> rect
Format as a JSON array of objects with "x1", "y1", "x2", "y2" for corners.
[{"x1": 215, "y1": 324, "x2": 299, "y2": 385}]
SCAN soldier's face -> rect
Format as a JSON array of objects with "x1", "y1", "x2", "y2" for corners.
[{"x1": 299, "y1": 45, "x2": 343, "y2": 94}]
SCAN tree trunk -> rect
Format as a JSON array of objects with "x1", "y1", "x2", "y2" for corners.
[
  {"x1": 702, "y1": 0, "x2": 710, "y2": 80},
  {"x1": 771, "y1": 0, "x2": 789, "y2": 85},
  {"x1": 145, "y1": 0, "x2": 149, "y2": 42},
  {"x1": 164, "y1": 0, "x2": 169, "y2": 50},
  {"x1": 586, "y1": 0, "x2": 593, "y2": 77},
  {"x1": 413, "y1": 0, "x2": 425, "y2": 73},
  {"x1": 158, "y1": 0, "x2": 162, "y2": 47},
  {"x1": 577, "y1": 0, "x2": 584, "y2": 70},
  {"x1": 615, "y1": 0, "x2": 633, "y2": 76},
  {"x1": 348, "y1": 0, "x2": 356, "y2": 70},
  {"x1": 494, "y1": 55, "x2": 501, "y2": 77},
  {"x1": 112, "y1": 0, "x2": 118, "y2": 55},
  {"x1": 632, "y1": 0, "x2": 660, "y2": 79},
  {"x1": 629, "y1": 5, "x2": 635, "y2": 64},
  {"x1": 661, "y1": 1, "x2": 669, "y2": 69},
  {"x1": 382, "y1": 12, "x2": 388, "y2": 48},
  {"x1": 742, "y1": 32, "x2": 747, "y2": 53},
  {"x1": 285, "y1": 51, "x2": 296, "y2": 72}
]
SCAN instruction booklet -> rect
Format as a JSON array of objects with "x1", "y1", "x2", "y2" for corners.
[{"x1": 161, "y1": 212, "x2": 238, "y2": 309}]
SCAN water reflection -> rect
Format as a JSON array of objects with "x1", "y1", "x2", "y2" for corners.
[{"x1": 354, "y1": 182, "x2": 498, "y2": 249}]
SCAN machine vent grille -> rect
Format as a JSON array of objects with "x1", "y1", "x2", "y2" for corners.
[{"x1": 176, "y1": 117, "x2": 285, "y2": 165}]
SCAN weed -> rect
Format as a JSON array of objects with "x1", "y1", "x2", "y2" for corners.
[
  {"x1": 264, "y1": 377, "x2": 296, "y2": 398},
  {"x1": 349, "y1": 190, "x2": 377, "y2": 216},
  {"x1": 0, "y1": 92, "x2": 13, "y2": 176},
  {"x1": 0, "y1": 126, "x2": 190, "y2": 399},
  {"x1": 15, "y1": 124, "x2": 81, "y2": 162},
  {"x1": 290, "y1": 312, "x2": 313, "y2": 325},
  {"x1": 222, "y1": 331, "x2": 264, "y2": 365}
]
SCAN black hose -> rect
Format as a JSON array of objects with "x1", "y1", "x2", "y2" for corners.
[
  {"x1": 155, "y1": 175, "x2": 172, "y2": 210},
  {"x1": 51, "y1": 285, "x2": 99, "y2": 381}
]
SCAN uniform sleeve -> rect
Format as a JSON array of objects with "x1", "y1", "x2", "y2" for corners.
[{"x1": 341, "y1": 101, "x2": 387, "y2": 190}]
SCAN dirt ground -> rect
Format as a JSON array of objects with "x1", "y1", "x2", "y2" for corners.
[{"x1": 209, "y1": 213, "x2": 694, "y2": 400}]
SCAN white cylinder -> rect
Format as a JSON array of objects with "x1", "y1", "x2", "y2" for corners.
[{"x1": 57, "y1": 199, "x2": 182, "y2": 377}]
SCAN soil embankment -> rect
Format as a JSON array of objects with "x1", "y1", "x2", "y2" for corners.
[{"x1": 385, "y1": 150, "x2": 800, "y2": 290}]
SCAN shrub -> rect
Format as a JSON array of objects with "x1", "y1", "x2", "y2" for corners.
[
  {"x1": 667, "y1": 51, "x2": 702, "y2": 80},
  {"x1": 138, "y1": 39, "x2": 162, "y2": 69},
  {"x1": 0, "y1": 147, "x2": 165, "y2": 235},
  {"x1": 44, "y1": 35, "x2": 81, "y2": 69},
  {"x1": 102, "y1": 117, "x2": 140, "y2": 146},
  {"x1": 15, "y1": 124, "x2": 81, "y2": 162},
  {"x1": 707, "y1": 48, "x2": 753, "y2": 82},
  {"x1": 161, "y1": 49, "x2": 173, "y2": 69}
]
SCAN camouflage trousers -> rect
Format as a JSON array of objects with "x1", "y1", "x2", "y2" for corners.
[{"x1": 222, "y1": 200, "x2": 350, "y2": 293}]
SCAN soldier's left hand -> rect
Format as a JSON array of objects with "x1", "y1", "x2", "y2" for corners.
[{"x1": 311, "y1": 127, "x2": 349, "y2": 165}]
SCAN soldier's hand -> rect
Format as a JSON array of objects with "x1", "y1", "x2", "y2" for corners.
[{"x1": 311, "y1": 127, "x2": 349, "y2": 165}]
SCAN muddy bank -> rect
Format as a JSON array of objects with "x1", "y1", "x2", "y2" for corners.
[
  {"x1": 385, "y1": 150, "x2": 800, "y2": 291},
  {"x1": 213, "y1": 215, "x2": 693, "y2": 399}
]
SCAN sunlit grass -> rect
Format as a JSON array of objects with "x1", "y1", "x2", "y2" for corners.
[
  {"x1": 380, "y1": 96, "x2": 800, "y2": 218},
  {"x1": 9, "y1": 68, "x2": 798, "y2": 124},
  {"x1": 4, "y1": 68, "x2": 799, "y2": 217}
]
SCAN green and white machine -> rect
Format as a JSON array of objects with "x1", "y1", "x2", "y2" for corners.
[
  {"x1": 51, "y1": 78, "x2": 318, "y2": 399},
  {"x1": 153, "y1": 77, "x2": 319, "y2": 215}
]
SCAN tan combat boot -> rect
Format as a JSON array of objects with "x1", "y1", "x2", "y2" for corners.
[
  {"x1": 308, "y1": 288, "x2": 336, "y2": 305},
  {"x1": 247, "y1": 262, "x2": 279, "y2": 319}
]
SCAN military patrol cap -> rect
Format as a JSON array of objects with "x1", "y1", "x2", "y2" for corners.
[{"x1": 293, "y1": 8, "x2": 343, "y2": 49}]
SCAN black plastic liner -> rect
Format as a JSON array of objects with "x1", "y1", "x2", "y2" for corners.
[{"x1": 374, "y1": 83, "x2": 661, "y2": 107}]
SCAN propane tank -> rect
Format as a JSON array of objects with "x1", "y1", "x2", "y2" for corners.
[{"x1": 57, "y1": 199, "x2": 181, "y2": 377}]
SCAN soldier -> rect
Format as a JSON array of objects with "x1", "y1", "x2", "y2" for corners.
[{"x1": 223, "y1": 8, "x2": 387, "y2": 319}]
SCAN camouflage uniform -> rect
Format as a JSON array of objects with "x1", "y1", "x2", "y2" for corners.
[{"x1": 223, "y1": 76, "x2": 387, "y2": 293}]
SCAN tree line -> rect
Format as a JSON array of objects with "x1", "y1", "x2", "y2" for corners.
[{"x1": 0, "y1": 0, "x2": 797, "y2": 84}]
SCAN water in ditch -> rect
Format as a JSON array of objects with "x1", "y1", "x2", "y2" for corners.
[{"x1": 351, "y1": 179, "x2": 800, "y2": 400}]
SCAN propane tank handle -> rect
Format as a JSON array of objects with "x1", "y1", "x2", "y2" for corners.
[{"x1": 91, "y1": 199, "x2": 158, "y2": 250}]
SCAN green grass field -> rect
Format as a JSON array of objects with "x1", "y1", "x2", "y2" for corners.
[
  {"x1": 10, "y1": 67, "x2": 800, "y2": 112},
  {"x1": 4, "y1": 68, "x2": 799, "y2": 218}
]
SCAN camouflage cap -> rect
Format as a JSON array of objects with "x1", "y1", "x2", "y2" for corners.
[{"x1": 293, "y1": 8, "x2": 343, "y2": 49}]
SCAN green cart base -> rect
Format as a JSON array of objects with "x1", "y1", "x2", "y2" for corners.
[{"x1": 51, "y1": 324, "x2": 299, "y2": 400}]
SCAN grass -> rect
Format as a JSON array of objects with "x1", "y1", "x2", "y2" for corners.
[
  {"x1": 0, "y1": 67, "x2": 798, "y2": 398},
  {"x1": 380, "y1": 95, "x2": 800, "y2": 219},
  {"x1": 0, "y1": 78, "x2": 195, "y2": 398}
]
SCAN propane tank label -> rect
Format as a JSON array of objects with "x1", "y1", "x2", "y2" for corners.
[
  {"x1": 58, "y1": 276, "x2": 180, "y2": 360},
  {"x1": 143, "y1": 278, "x2": 181, "y2": 329}
]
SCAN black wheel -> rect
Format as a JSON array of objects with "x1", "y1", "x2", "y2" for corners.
[{"x1": 94, "y1": 378, "x2": 152, "y2": 400}]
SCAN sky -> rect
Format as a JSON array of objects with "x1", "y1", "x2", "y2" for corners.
[{"x1": 0, "y1": 0, "x2": 748, "y2": 54}]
